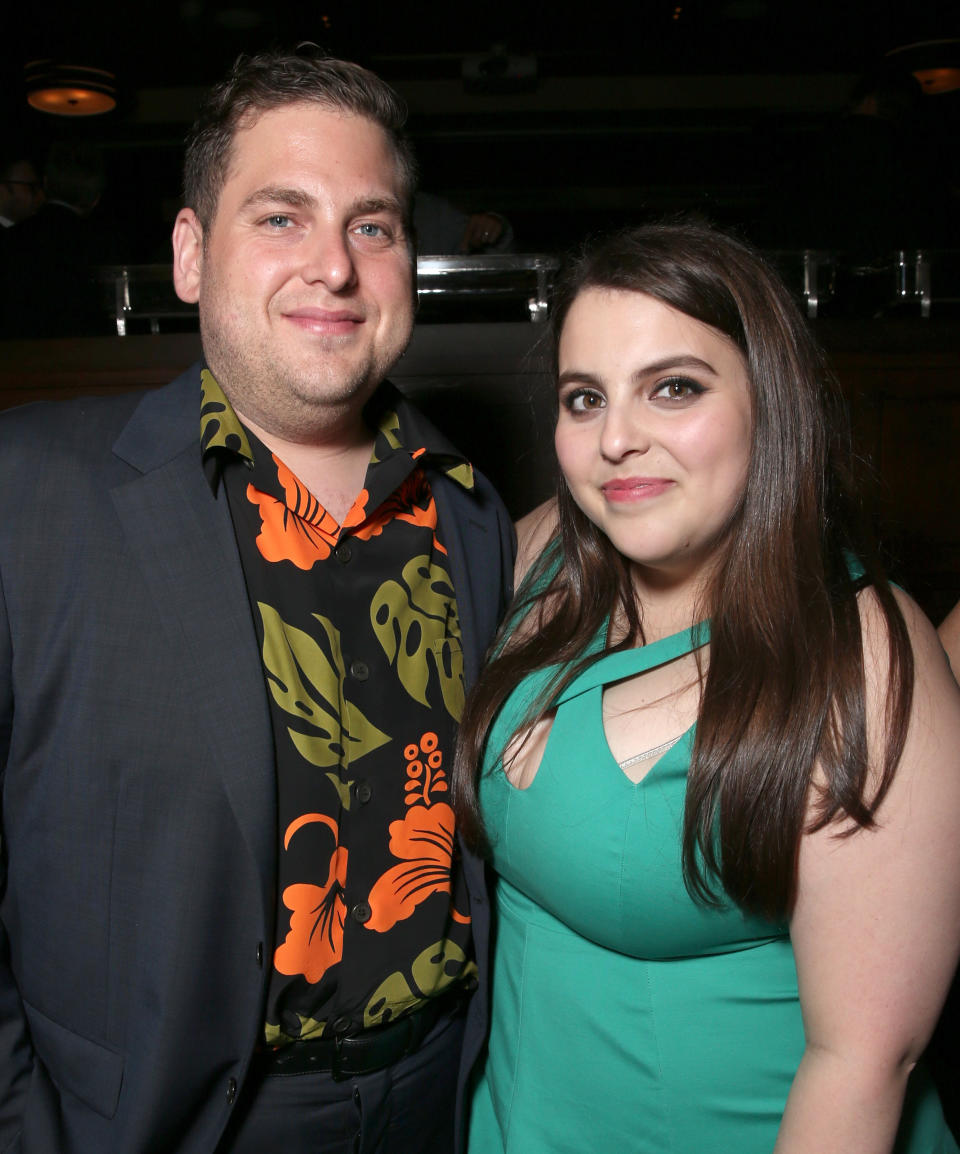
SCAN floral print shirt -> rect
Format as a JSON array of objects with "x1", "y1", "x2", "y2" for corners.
[{"x1": 200, "y1": 370, "x2": 476, "y2": 1045}]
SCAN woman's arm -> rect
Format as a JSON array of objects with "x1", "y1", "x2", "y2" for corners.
[
  {"x1": 938, "y1": 599, "x2": 960, "y2": 683},
  {"x1": 777, "y1": 589, "x2": 960, "y2": 1154}
]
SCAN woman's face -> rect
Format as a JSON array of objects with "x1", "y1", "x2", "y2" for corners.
[{"x1": 554, "y1": 287, "x2": 753, "y2": 587}]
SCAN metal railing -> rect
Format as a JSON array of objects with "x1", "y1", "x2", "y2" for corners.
[
  {"x1": 767, "y1": 249, "x2": 952, "y2": 319},
  {"x1": 100, "y1": 249, "x2": 958, "y2": 335},
  {"x1": 100, "y1": 254, "x2": 561, "y2": 336}
]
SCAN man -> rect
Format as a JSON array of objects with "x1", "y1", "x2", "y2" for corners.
[
  {"x1": 0, "y1": 151, "x2": 43, "y2": 231},
  {"x1": 0, "y1": 51, "x2": 513, "y2": 1153},
  {"x1": 0, "y1": 148, "x2": 44, "y2": 335},
  {"x1": 1, "y1": 143, "x2": 109, "y2": 338}
]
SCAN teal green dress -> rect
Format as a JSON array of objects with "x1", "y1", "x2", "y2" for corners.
[{"x1": 469, "y1": 623, "x2": 957, "y2": 1154}]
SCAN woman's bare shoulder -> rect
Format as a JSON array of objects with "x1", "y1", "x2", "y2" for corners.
[
  {"x1": 938, "y1": 598, "x2": 960, "y2": 682},
  {"x1": 514, "y1": 499, "x2": 558, "y2": 587}
]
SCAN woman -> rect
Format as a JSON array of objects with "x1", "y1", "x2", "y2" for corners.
[
  {"x1": 941, "y1": 600, "x2": 960, "y2": 682},
  {"x1": 453, "y1": 223, "x2": 960, "y2": 1153}
]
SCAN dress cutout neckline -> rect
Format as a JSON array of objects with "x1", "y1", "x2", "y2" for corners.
[
  {"x1": 500, "y1": 621, "x2": 708, "y2": 793},
  {"x1": 555, "y1": 620, "x2": 709, "y2": 707}
]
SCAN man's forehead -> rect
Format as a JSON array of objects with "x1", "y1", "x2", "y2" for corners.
[
  {"x1": 231, "y1": 102, "x2": 390, "y2": 154},
  {"x1": 216, "y1": 103, "x2": 407, "y2": 209}
]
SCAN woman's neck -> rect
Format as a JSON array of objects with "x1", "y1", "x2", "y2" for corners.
[{"x1": 627, "y1": 566, "x2": 708, "y2": 643}]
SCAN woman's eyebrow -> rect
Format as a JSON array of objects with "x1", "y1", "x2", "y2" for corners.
[
  {"x1": 557, "y1": 370, "x2": 603, "y2": 388},
  {"x1": 633, "y1": 354, "x2": 718, "y2": 378},
  {"x1": 558, "y1": 355, "x2": 718, "y2": 389}
]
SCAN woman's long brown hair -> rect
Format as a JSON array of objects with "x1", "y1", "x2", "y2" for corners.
[{"x1": 452, "y1": 222, "x2": 913, "y2": 922}]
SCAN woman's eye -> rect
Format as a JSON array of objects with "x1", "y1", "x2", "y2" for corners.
[
  {"x1": 653, "y1": 377, "x2": 704, "y2": 401},
  {"x1": 564, "y1": 389, "x2": 604, "y2": 413}
]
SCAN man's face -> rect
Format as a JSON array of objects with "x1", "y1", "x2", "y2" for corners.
[
  {"x1": 173, "y1": 103, "x2": 414, "y2": 442},
  {"x1": 0, "y1": 161, "x2": 43, "y2": 224}
]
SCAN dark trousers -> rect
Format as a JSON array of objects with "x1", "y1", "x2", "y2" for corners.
[{"x1": 219, "y1": 1013, "x2": 465, "y2": 1154}]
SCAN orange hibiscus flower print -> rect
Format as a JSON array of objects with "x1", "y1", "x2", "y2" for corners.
[
  {"x1": 353, "y1": 469, "x2": 444, "y2": 553},
  {"x1": 274, "y1": 813, "x2": 349, "y2": 984},
  {"x1": 250, "y1": 456, "x2": 369, "y2": 569},
  {"x1": 365, "y1": 802, "x2": 462, "y2": 933}
]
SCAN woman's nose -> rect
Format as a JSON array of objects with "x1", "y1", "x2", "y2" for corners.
[{"x1": 598, "y1": 402, "x2": 651, "y2": 462}]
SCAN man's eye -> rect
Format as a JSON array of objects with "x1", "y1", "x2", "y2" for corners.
[
  {"x1": 263, "y1": 215, "x2": 292, "y2": 229},
  {"x1": 354, "y1": 222, "x2": 391, "y2": 240}
]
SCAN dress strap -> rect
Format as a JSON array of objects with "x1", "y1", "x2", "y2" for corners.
[{"x1": 554, "y1": 621, "x2": 709, "y2": 706}]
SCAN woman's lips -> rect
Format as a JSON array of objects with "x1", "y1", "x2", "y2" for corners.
[{"x1": 601, "y1": 477, "x2": 674, "y2": 502}]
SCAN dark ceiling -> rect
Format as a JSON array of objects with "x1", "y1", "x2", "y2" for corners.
[
  {"x1": 8, "y1": 0, "x2": 957, "y2": 90},
  {"x1": 5, "y1": 0, "x2": 958, "y2": 257}
]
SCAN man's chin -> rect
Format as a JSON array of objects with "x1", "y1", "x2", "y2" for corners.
[{"x1": 286, "y1": 358, "x2": 377, "y2": 398}]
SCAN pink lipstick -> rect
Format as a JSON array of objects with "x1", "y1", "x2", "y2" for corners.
[{"x1": 601, "y1": 477, "x2": 674, "y2": 503}]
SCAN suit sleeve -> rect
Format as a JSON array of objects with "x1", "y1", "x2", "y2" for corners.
[{"x1": 0, "y1": 565, "x2": 34, "y2": 1151}]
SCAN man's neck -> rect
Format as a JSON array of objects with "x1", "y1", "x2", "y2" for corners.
[{"x1": 239, "y1": 411, "x2": 375, "y2": 526}]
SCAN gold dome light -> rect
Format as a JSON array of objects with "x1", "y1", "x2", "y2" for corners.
[{"x1": 25, "y1": 62, "x2": 117, "y2": 116}]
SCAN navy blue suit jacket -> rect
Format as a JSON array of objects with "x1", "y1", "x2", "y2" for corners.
[{"x1": 0, "y1": 364, "x2": 513, "y2": 1153}]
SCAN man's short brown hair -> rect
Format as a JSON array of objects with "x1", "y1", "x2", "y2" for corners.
[{"x1": 183, "y1": 49, "x2": 416, "y2": 231}]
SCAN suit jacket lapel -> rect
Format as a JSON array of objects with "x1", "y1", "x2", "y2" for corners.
[
  {"x1": 109, "y1": 368, "x2": 275, "y2": 919},
  {"x1": 432, "y1": 472, "x2": 512, "y2": 688}
]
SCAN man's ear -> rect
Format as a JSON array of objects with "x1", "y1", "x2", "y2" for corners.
[{"x1": 172, "y1": 207, "x2": 204, "y2": 304}]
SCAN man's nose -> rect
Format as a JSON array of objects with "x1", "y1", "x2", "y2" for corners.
[{"x1": 301, "y1": 226, "x2": 357, "y2": 293}]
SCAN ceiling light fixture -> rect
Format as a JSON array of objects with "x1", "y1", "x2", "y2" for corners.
[
  {"x1": 885, "y1": 40, "x2": 960, "y2": 96},
  {"x1": 25, "y1": 61, "x2": 117, "y2": 116}
]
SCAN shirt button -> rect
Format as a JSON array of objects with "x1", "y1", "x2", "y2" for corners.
[
  {"x1": 332, "y1": 1015, "x2": 353, "y2": 1035},
  {"x1": 356, "y1": 781, "x2": 373, "y2": 804},
  {"x1": 256, "y1": 942, "x2": 263, "y2": 967},
  {"x1": 352, "y1": 901, "x2": 372, "y2": 924},
  {"x1": 335, "y1": 542, "x2": 352, "y2": 564},
  {"x1": 226, "y1": 1077, "x2": 237, "y2": 1104},
  {"x1": 350, "y1": 660, "x2": 369, "y2": 681}
]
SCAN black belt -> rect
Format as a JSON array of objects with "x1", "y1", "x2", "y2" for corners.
[{"x1": 255, "y1": 989, "x2": 468, "y2": 1081}]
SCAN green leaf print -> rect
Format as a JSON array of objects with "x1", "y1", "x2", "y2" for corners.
[
  {"x1": 371, "y1": 407, "x2": 403, "y2": 462},
  {"x1": 264, "y1": 1013, "x2": 327, "y2": 1046},
  {"x1": 259, "y1": 602, "x2": 389, "y2": 768},
  {"x1": 363, "y1": 939, "x2": 475, "y2": 1027},
  {"x1": 370, "y1": 555, "x2": 465, "y2": 721},
  {"x1": 325, "y1": 772, "x2": 354, "y2": 811},
  {"x1": 411, "y1": 938, "x2": 475, "y2": 993}
]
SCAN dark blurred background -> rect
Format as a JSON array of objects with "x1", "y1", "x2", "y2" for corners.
[{"x1": 3, "y1": 0, "x2": 959, "y2": 259}]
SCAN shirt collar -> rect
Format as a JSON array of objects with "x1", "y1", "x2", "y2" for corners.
[
  {"x1": 200, "y1": 369, "x2": 474, "y2": 494},
  {"x1": 365, "y1": 381, "x2": 474, "y2": 491}
]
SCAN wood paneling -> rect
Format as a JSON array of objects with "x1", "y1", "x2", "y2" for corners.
[{"x1": 2, "y1": 319, "x2": 957, "y2": 620}]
